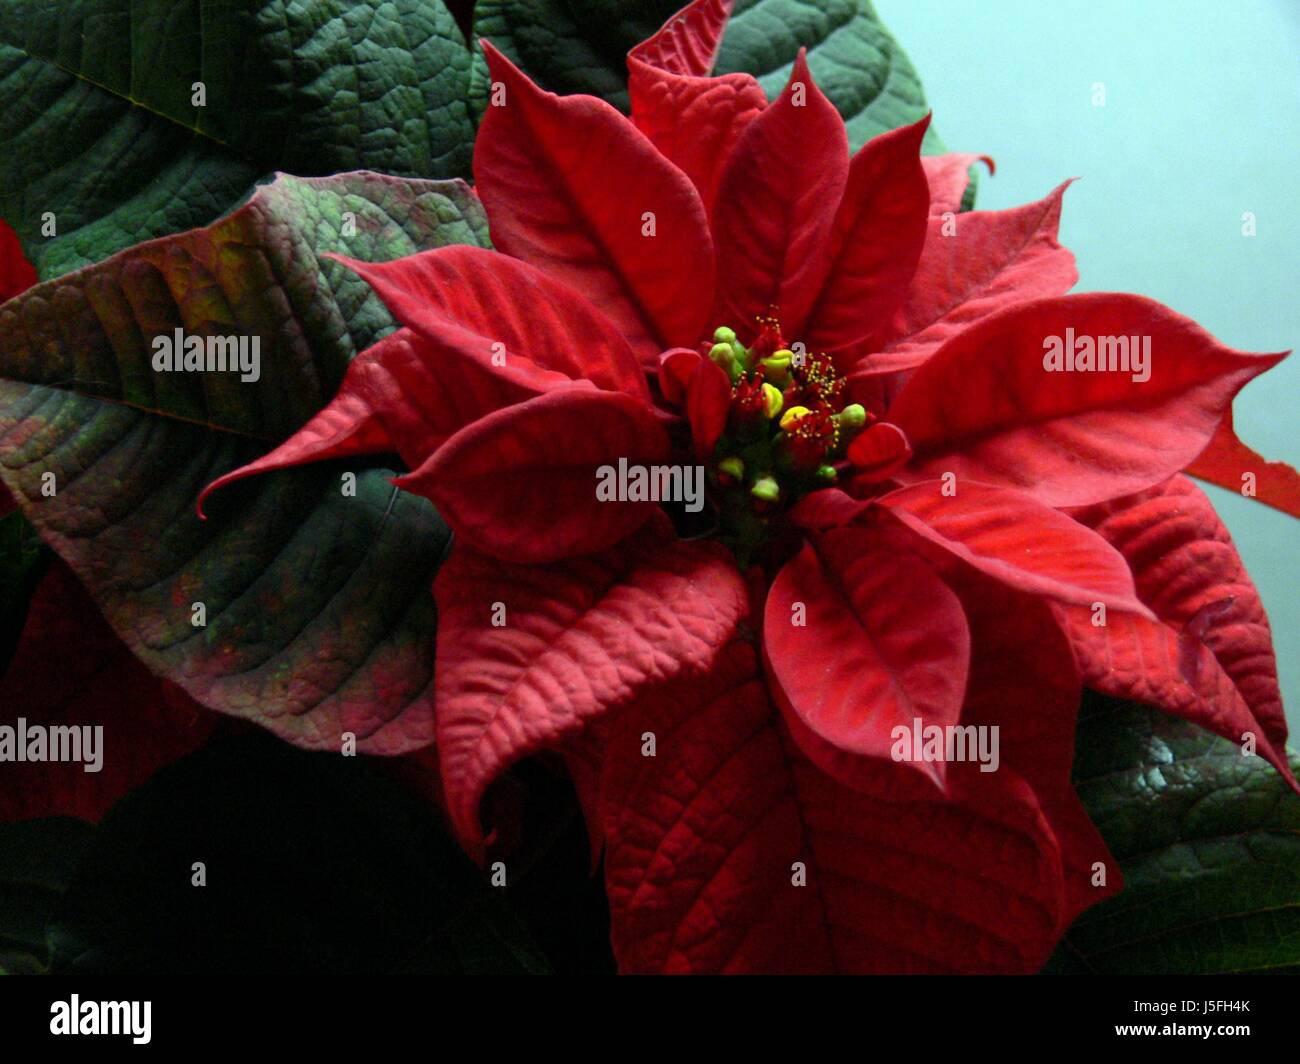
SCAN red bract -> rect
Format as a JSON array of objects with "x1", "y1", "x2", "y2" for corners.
[
  {"x1": 0, "y1": 561, "x2": 218, "y2": 824},
  {"x1": 200, "y1": 0, "x2": 1294, "y2": 972},
  {"x1": 0, "y1": 218, "x2": 36, "y2": 304},
  {"x1": 0, "y1": 217, "x2": 35, "y2": 517}
]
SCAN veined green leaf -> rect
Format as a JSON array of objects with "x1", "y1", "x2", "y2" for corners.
[
  {"x1": 0, "y1": 0, "x2": 474, "y2": 279},
  {"x1": 1048, "y1": 697, "x2": 1300, "y2": 975}
]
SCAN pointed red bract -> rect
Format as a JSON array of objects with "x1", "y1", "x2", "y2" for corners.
[
  {"x1": 1186, "y1": 409, "x2": 1300, "y2": 518},
  {"x1": 921, "y1": 152, "x2": 994, "y2": 217},
  {"x1": 710, "y1": 53, "x2": 848, "y2": 339},
  {"x1": 1060, "y1": 476, "x2": 1294, "y2": 785},
  {"x1": 0, "y1": 561, "x2": 218, "y2": 824},
  {"x1": 633, "y1": 0, "x2": 731, "y2": 76},
  {"x1": 332, "y1": 248, "x2": 650, "y2": 400},
  {"x1": 887, "y1": 293, "x2": 1287, "y2": 506},
  {"x1": 198, "y1": 325, "x2": 579, "y2": 516},
  {"x1": 628, "y1": 0, "x2": 767, "y2": 212},
  {"x1": 433, "y1": 519, "x2": 747, "y2": 857},
  {"x1": 854, "y1": 181, "x2": 1077, "y2": 377},
  {"x1": 475, "y1": 42, "x2": 714, "y2": 361},
  {"x1": 601, "y1": 636, "x2": 1116, "y2": 974},
  {"x1": 399, "y1": 388, "x2": 670, "y2": 563},
  {"x1": 805, "y1": 116, "x2": 931, "y2": 353},
  {"x1": 764, "y1": 529, "x2": 969, "y2": 787},
  {"x1": 876, "y1": 480, "x2": 1150, "y2": 615},
  {"x1": 684, "y1": 356, "x2": 731, "y2": 458}
]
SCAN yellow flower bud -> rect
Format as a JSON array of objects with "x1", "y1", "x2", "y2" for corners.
[
  {"x1": 761, "y1": 383, "x2": 784, "y2": 419},
  {"x1": 779, "y1": 405, "x2": 811, "y2": 431}
]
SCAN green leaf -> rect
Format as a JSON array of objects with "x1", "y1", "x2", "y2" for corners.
[
  {"x1": 1049, "y1": 697, "x2": 1300, "y2": 974},
  {"x1": 0, "y1": 0, "x2": 475, "y2": 279},
  {"x1": 715, "y1": 0, "x2": 945, "y2": 154},
  {"x1": 46, "y1": 735, "x2": 550, "y2": 974},
  {"x1": 0, "y1": 172, "x2": 489, "y2": 754},
  {"x1": 0, "y1": 818, "x2": 95, "y2": 975}
]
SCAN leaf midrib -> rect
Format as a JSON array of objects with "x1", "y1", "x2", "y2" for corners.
[{"x1": 0, "y1": 38, "x2": 236, "y2": 150}]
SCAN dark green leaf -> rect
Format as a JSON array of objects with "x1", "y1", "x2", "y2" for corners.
[
  {"x1": 470, "y1": 0, "x2": 680, "y2": 113},
  {"x1": 1049, "y1": 697, "x2": 1300, "y2": 974},
  {"x1": 0, "y1": 507, "x2": 49, "y2": 675},
  {"x1": 482, "y1": 758, "x2": 616, "y2": 973},
  {"x1": 0, "y1": 0, "x2": 475, "y2": 278},
  {"x1": 0, "y1": 172, "x2": 488, "y2": 753},
  {"x1": 0, "y1": 818, "x2": 94, "y2": 975},
  {"x1": 47, "y1": 735, "x2": 550, "y2": 974}
]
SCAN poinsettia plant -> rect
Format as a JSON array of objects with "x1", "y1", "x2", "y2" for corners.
[{"x1": 0, "y1": 0, "x2": 1297, "y2": 976}]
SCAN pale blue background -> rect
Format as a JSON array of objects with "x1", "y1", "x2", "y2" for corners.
[{"x1": 875, "y1": 0, "x2": 1300, "y2": 734}]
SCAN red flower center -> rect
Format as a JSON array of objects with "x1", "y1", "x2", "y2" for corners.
[{"x1": 702, "y1": 316, "x2": 872, "y2": 560}]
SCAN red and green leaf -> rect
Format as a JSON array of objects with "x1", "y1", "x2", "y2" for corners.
[{"x1": 0, "y1": 173, "x2": 486, "y2": 752}]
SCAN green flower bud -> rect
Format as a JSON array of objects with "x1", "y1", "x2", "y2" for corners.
[
  {"x1": 718, "y1": 456, "x2": 745, "y2": 481},
  {"x1": 834, "y1": 403, "x2": 867, "y2": 429},
  {"x1": 708, "y1": 342, "x2": 741, "y2": 380},
  {"x1": 759, "y1": 353, "x2": 792, "y2": 383},
  {"x1": 750, "y1": 475, "x2": 781, "y2": 503}
]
